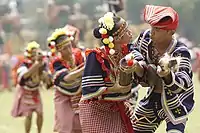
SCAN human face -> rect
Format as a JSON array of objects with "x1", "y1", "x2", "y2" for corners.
[
  {"x1": 30, "y1": 48, "x2": 38, "y2": 61},
  {"x1": 151, "y1": 27, "x2": 172, "y2": 45},
  {"x1": 58, "y1": 41, "x2": 73, "y2": 58}
]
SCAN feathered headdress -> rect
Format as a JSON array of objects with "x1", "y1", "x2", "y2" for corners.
[{"x1": 47, "y1": 28, "x2": 74, "y2": 56}]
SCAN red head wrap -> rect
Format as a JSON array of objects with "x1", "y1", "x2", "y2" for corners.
[{"x1": 143, "y1": 5, "x2": 179, "y2": 30}]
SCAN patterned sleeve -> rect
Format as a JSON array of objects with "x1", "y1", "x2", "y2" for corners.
[
  {"x1": 17, "y1": 63, "x2": 29, "y2": 85},
  {"x1": 164, "y1": 46, "x2": 193, "y2": 93},
  {"x1": 81, "y1": 52, "x2": 107, "y2": 100},
  {"x1": 53, "y1": 60, "x2": 81, "y2": 95}
]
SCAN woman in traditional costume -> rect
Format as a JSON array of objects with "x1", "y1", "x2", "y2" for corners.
[
  {"x1": 11, "y1": 41, "x2": 51, "y2": 133},
  {"x1": 79, "y1": 12, "x2": 138, "y2": 133},
  {"x1": 48, "y1": 28, "x2": 84, "y2": 133}
]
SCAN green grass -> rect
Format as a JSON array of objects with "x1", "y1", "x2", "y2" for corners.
[{"x1": 0, "y1": 74, "x2": 200, "y2": 133}]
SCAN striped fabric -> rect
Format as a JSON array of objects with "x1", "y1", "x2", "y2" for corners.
[
  {"x1": 130, "y1": 29, "x2": 194, "y2": 126},
  {"x1": 52, "y1": 60, "x2": 82, "y2": 95},
  {"x1": 132, "y1": 92, "x2": 186, "y2": 133},
  {"x1": 17, "y1": 62, "x2": 40, "y2": 90},
  {"x1": 81, "y1": 52, "x2": 132, "y2": 101},
  {"x1": 143, "y1": 5, "x2": 179, "y2": 30}
]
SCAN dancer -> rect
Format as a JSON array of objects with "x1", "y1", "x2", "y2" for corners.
[
  {"x1": 121, "y1": 5, "x2": 194, "y2": 133},
  {"x1": 79, "y1": 12, "x2": 136, "y2": 133},
  {"x1": 48, "y1": 28, "x2": 84, "y2": 133},
  {"x1": 11, "y1": 41, "x2": 51, "y2": 133}
]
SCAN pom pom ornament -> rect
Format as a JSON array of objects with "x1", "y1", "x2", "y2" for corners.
[
  {"x1": 108, "y1": 36, "x2": 114, "y2": 42},
  {"x1": 99, "y1": 28, "x2": 107, "y2": 34},
  {"x1": 127, "y1": 60, "x2": 134, "y2": 66},
  {"x1": 103, "y1": 38, "x2": 110, "y2": 44},
  {"x1": 125, "y1": 54, "x2": 135, "y2": 66},
  {"x1": 24, "y1": 51, "x2": 30, "y2": 57},
  {"x1": 50, "y1": 41, "x2": 55, "y2": 46},
  {"x1": 108, "y1": 43, "x2": 114, "y2": 49},
  {"x1": 109, "y1": 49, "x2": 115, "y2": 55},
  {"x1": 47, "y1": 52, "x2": 52, "y2": 57},
  {"x1": 96, "y1": 12, "x2": 117, "y2": 55},
  {"x1": 51, "y1": 48, "x2": 56, "y2": 53},
  {"x1": 27, "y1": 53, "x2": 31, "y2": 57}
]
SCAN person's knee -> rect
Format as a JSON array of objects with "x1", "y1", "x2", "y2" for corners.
[
  {"x1": 36, "y1": 111, "x2": 43, "y2": 118},
  {"x1": 26, "y1": 114, "x2": 33, "y2": 120}
]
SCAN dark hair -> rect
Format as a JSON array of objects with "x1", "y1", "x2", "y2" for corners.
[
  {"x1": 55, "y1": 35, "x2": 68, "y2": 44},
  {"x1": 93, "y1": 15, "x2": 123, "y2": 39},
  {"x1": 158, "y1": 16, "x2": 172, "y2": 23}
]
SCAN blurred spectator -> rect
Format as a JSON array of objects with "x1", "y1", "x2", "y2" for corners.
[
  {"x1": 0, "y1": 53, "x2": 11, "y2": 91},
  {"x1": 0, "y1": 2, "x2": 23, "y2": 54},
  {"x1": 68, "y1": 3, "x2": 88, "y2": 42},
  {"x1": 10, "y1": 54, "x2": 24, "y2": 86},
  {"x1": 46, "y1": 0, "x2": 71, "y2": 30},
  {"x1": 105, "y1": 0, "x2": 127, "y2": 19},
  {"x1": 192, "y1": 50, "x2": 200, "y2": 81}
]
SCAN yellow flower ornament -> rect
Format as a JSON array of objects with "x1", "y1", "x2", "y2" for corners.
[
  {"x1": 98, "y1": 12, "x2": 115, "y2": 31},
  {"x1": 103, "y1": 38, "x2": 110, "y2": 44}
]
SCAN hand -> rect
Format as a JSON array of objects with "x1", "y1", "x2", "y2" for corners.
[
  {"x1": 157, "y1": 65, "x2": 170, "y2": 77},
  {"x1": 157, "y1": 56, "x2": 171, "y2": 77},
  {"x1": 119, "y1": 58, "x2": 138, "y2": 73}
]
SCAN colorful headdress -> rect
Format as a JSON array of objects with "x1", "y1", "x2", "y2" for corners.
[
  {"x1": 143, "y1": 5, "x2": 179, "y2": 30},
  {"x1": 93, "y1": 12, "x2": 127, "y2": 55},
  {"x1": 24, "y1": 41, "x2": 40, "y2": 57},
  {"x1": 23, "y1": 41, "x2": 40, "y2": 63},
  {"x1": 47, "y1": 28, "x2": 74, "y2": 56}
]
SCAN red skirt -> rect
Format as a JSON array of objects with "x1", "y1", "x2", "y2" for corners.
[
  {"x1": 79, "y1": 100, "x2": 134, "y2": 133},
  {"x1": 11, "y1": 85, "x2": 43, "y2": 117},
  {"x1": 54, "y1": 90, "x2": 82, "y2": 133}
]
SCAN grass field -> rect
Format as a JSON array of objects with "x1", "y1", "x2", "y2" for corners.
[{"x1": 0, "y1": 74, "x2": 200, "y2": 133}]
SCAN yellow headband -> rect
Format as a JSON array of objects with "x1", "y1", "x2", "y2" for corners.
[{"x1": 56, "y1": 38, "x2": 72, "y2": 50}]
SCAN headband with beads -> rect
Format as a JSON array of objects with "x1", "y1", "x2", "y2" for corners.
[
  {"x1": 47, "y1": 28, "x2": 74, "y2": 56},
  {"x1": 97, "y1": 12, "x2": 129, "y2": 55},
  {"x1": 24, "y1": 41, "x2": 40, "y2": 62}
]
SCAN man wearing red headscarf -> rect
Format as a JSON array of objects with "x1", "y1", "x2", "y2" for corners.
[{"x1": 122, "y1": 5, "x2": 194, "y2": 133}]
